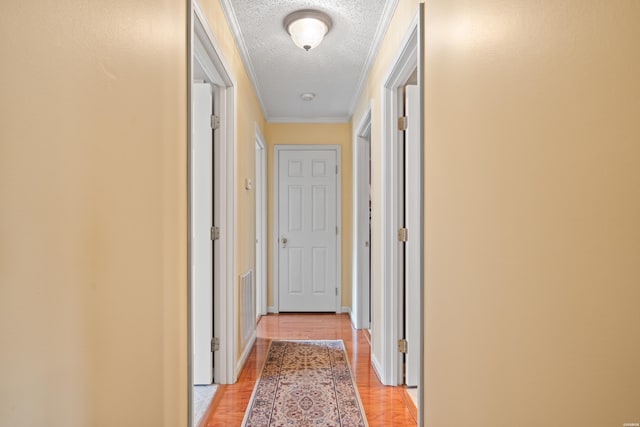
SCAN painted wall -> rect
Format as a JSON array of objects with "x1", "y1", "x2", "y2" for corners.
[
  {"x1": 264, "y1": 123, "x2": 352, "y2": 311},
  {"x1": 423, "y1": 1, "x2": 640, "y2": 425},
  {"x1": 351, "y1": 0, "x2": 420, "y2": 370},
  {"x1": 0, "y1": 1, "x2": 187, "y2": 426},
  {"x1": 196, "y1": 0, "x2": 266, "y2": 362}
]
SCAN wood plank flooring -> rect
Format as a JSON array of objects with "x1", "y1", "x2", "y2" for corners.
[{"x1": 200, "y1": 313, "x2": 417, "y2": 427}]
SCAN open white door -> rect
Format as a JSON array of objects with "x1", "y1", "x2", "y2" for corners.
[
  {"x1": 404, "y1": 84, "x2": 421, "y2": 387},
  {"x1": 277, "y1": 148, "x2": 339, "y2": 312},
  {"x1": 255, "y1": 131, "x2": 267, "y2": 319},
  {"x1": 361, "y1": 136, "x2": 371, "y2": 329},
  {"x1": 353, "y1": 113, "x2": 372, "y2": 330},
  {"x1": 192, "y1": 82, "x2": 214, "y2": 385}
]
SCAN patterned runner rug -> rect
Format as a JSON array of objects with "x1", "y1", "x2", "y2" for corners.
[{"x1": 242, "y1": 340, "x2": 368, "y2": 427}]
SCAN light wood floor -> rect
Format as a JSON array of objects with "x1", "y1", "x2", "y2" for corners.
[{"x1": 201, "y1": 313, "x2": 417, "y2": 427}]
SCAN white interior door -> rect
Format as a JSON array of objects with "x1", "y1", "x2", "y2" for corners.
[
  {"x1": 404, "y1": 84, "x2": 421, "y2": 387},
  {"x1": 192, "y1": 82, "x2": 214, "y2": 385},
  {"x1": 255, "y1": 138, "x2": 266, "y2": 318},
  {"x1": 356, "y1": 135, "x2": 372, "y2": 329},
  {"x1": 278, "y1": 148, "x2": 338, "y2": 312}
]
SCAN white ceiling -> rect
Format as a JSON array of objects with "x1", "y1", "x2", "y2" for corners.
[{"x1": 220, "y1": 0, "x2": 398, "y2": 122}]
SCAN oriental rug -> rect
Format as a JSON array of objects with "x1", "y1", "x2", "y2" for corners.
[{"x1": 241, "y1": 340, "x2": 368, "y2": 427}]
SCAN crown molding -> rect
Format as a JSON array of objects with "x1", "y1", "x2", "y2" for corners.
[
  {"x1": 347, "y1": 0, "x2": 399, "y2": 116},
  {"x1": 219, "y1": 0, "x2": 269, "y2": 118},
  {"x1": 219, "y1": 0, "x2": 397, "y2": 123},
  {"x1": 267, "y1": 116, "x2": 350, "y2": 124}
]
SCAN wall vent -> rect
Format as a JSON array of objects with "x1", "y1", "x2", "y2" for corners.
[{"x1": 239, "y1": 270, "x2": 255, "y2": 347}]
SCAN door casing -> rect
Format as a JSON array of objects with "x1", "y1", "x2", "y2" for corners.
[
  {"x1": 189, "y1": 1, "x2": 237, "y2": 411},
  {"x1": 379, "y1": 9, "x2": 419, "y2": 387},
  {"x1": 379, "y1": 6, "x2": 425, "y2": 426}
]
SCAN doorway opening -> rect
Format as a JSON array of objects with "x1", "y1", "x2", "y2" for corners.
[
  {"x1": 353, "y1": 107, "x2": 372, "y2": 330},
  {"x1": 189, "y1": 1, "x2": 237, "y2": 425},
  {"x1": 380, "y1": 5, "x2": 424, "y2": 425}
]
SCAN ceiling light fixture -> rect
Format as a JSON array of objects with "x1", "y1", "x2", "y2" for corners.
[{"x1": 284, "y1": 10, "x2": 332, "y2": 52}]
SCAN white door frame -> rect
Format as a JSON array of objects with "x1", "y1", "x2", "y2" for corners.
[
  {"x1": 189, "y1": 0, "x2": 237, "y2": 402},
  {"x1": 379, "y1": 10, "x2": 419, "y2": 387},
  {"x1": 380, "y1": 7, "x2": 425, "y2": 425},
  {"x1": 272, "y1": 145, "x2": 342, "y2": 313},
  {"x1": 352, "y1": 105, "x2": 372, "y2": 329},
  {"x1": 254, "y1": 123, "x2": 267, "y2": 318}
]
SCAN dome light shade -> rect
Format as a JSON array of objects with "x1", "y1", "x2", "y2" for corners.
[{"x1": 284, "y1": 10, "x2": 332, "y2": 51}]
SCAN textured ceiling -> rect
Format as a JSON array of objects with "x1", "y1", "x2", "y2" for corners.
[{"x1": 221, "y1": 0, "x2": 397, "y2": 122}]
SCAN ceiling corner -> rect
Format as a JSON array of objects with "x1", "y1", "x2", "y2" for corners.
[
  {"x1": 347, "y1": 0, "x2": 400, "y2": 116},
  {"x1": 218, "y1": 0, "x2": 269, "y2": 119}
]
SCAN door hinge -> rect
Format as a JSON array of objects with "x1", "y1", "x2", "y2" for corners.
[
  {"x1": 398, "y1": 227, "x2": 408, "y2": 242},
  {"x1": 336, "y1": 226, "x2": 339, "y2": 235},
  {"x1": 398, "y1": 116, "x2": 408, "y2": 131},
  {"x1": 398, "y1": 338, "x2": 408, "y2": 354},
  {"x1": 336, "y1": 164, "x2": 339, "y2": 174},
  {"x1": 211, "y1": 115, "x2": 220, "y2": 130},
  {"x1": 335, "y1": 288, "x2": 338, "y2": 296},
  {"x1": 211, "y1": 337, "x2": 220, "y2": 352},
  {"x1": 211, "y1": 226, "x2": 220, "y2": 241}
]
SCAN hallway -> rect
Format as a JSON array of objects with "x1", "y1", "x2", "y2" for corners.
[{"x1": 201, "y1": 314, "x2": 417, "y2": 426}]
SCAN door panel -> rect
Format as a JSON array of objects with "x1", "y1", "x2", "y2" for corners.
[
  {"x1": 278, "y1": 149, "x2": 338, "y2": 312},
  {"x1": 405, "y1": 84, "x2": 421, "y2": 387},
  {"x1": 288, "y1": 186, "x2": 303, "y2": 231},
  {"x1": 312, "y1": 186, "x2": 328, "y2": 231},
  {"x1": 288, "y1": 247, "x2": 304, "y2": 294},
  {"x1": 312, "y1": 247, "x2": 329, "y2": 295},
  {"x1": 192, "y1": 82, "x2": 214, "y2": 385}
]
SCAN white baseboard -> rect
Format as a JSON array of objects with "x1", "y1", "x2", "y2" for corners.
[
  {"x1": 235, "y1": 330, "x2": 256, "y2": 382},
  {"x1": 349, "y1": 311, "x2": 358, "y2": 328},
  {"x1": 371, "y1": 352, "x2": 385, "y2": 384},
  {"x1": 266, "y1": 306, "x2": 350, "y2": 314}
]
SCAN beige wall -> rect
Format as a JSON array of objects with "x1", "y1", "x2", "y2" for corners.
[
  {"x1": 423, "y1": 1, "x2": 640, "y2": 425},
  {"x1": 196, "y1": 0, "x2": 266, "y2": 361},
  {"x1": 4, "y1": 0, "x2": 638, "y2": 425},
  {"x1": 0, "y1": 0, "x2": 266, "y2": 424},
  {"x1": 264, "y1": 123, "x2": 352, "y2": 310},
  {"x1": 0, "y1": 1, "x2": 187, "y2": 426},
  {"x1": 351, "y1": 0, "x2": 420, "y2": 367}
]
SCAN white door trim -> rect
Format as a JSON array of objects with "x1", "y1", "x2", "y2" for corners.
[
  {"x1": 379, "y1": 10, "x2": 419, "y2": 387},
  {"x1": 272, "y1": 145, "x2": 342, "y2": 314},
  {"x1": 380, "y1": 7, "x2": 426, "y2": 424},
  {"x1": 352, "y1": 105, "x2": 372, "y2": 329},
  {"x1": 190, "y1": 0, "x2": 237, "y2": 395},
  {"x1": 254, "y1": 123, "x2": 267, "y2": 317}
]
